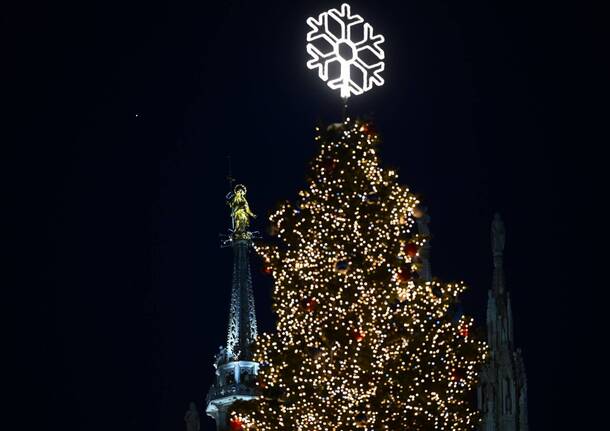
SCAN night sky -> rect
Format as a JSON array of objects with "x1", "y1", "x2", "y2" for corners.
[{"x1": 4, "y1": 1, "x2": 600, "y2": 430}]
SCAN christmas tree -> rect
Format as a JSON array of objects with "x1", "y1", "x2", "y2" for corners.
[{"x1": 231, "y1": 119, "x2": 487, "y2": 431}]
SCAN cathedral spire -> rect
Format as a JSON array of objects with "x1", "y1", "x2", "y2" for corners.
[
  {"x1": 478, "y1": 213, "x2": 529, "y2": 431},
  {"x1": 491, "y1": 213, "x2": 506, "y2": 294},
  {"x1": 206, "y1": 184, "x2": 259, "y2": 431},
  {"x1": 225, "y1": 233, "x2": 258, "y2": 360},
  {"x1": 224, "y1": 184, "x2": 258, "y2": 360}
]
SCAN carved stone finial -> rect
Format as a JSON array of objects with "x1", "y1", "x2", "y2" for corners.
[{"x1": 491, "y1": 213, "x2": 505, "y2": 257}]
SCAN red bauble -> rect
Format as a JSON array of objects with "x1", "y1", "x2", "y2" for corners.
[
  {"x1": 262, "y1": 265, "x2": 272, "y2": 275},
  {"x1": 459, "y1": 324, "x2": 469, "y2": 337},
  {"x1": 354, "y1": 329, "x2": 365, "y2": 342},
  {"x1": 321, "y1": 158, "x2": 337, "y2": 173},
  {"x1": 452, "y1": 369, "x2": 466, "y2": 382},
  {"x1": 305, "y1": 297, "x2": 318, "y2": 313},
  {"x1": 404, "y1": 243, "x2": 418, "y2": 258},
  {"x1": 398, "y1": 266, "x2": 412, "y2": 282},
  {"x1": 229, "y1": 418, "x2": 243, "y2": 431},
  {"x1": 359, "y1": 122, "x2": 375, "y2": 136}
]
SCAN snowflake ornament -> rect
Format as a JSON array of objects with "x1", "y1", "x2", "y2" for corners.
[{"x1": 306, "y1": 3, "x2": 385, "y2": 99}]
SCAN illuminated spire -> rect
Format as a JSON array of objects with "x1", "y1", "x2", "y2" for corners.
[
  {"x1": 206, "y1": 185, "x2": 259, "y2": 431},
  {"x1": 225, "y1": 235, "x2": 258, "y2": 360}
]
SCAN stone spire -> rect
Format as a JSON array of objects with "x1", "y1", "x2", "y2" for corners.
[
  {"x1": 491, "y1": 213, "x2": 506, "y2": 294},
  {"x1": 225, "y1": 237, "x2": 258, "y2": 361},
  {"x1": 487, "y1": 213, "x2": 513, "y2": 352},
  {"x1": 206, "y1": 185, "x2": 259, "y2": 431},
  {"x1": 478, "y1": 214, "x2": 528, "y2": 431}
]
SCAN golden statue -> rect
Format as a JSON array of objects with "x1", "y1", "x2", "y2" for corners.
[{"x1": 227, "y1": 184, "x2": 256, "y2": 238}]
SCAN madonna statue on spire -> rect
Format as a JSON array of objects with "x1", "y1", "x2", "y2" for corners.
[{"x1": 227, "y1": 184, "x2": 256, "y2": 238}]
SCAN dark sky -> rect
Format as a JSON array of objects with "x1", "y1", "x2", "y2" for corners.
[{"x1": 4, "y1": 1, "x2": 600, "y2": 430}]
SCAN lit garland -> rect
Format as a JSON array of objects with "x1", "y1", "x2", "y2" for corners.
[{"x1": 232, "y1": 119, "x2": 487, "y2": 430}]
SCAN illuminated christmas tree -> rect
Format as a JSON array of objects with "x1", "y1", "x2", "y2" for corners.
[{"x1": 231, "y1": 119, "x2": 487, "y2": 431}]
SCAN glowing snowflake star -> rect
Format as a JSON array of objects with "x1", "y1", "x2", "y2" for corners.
[{"x1": 306, "y1": 3, "x2": 385, "y2": 99}]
